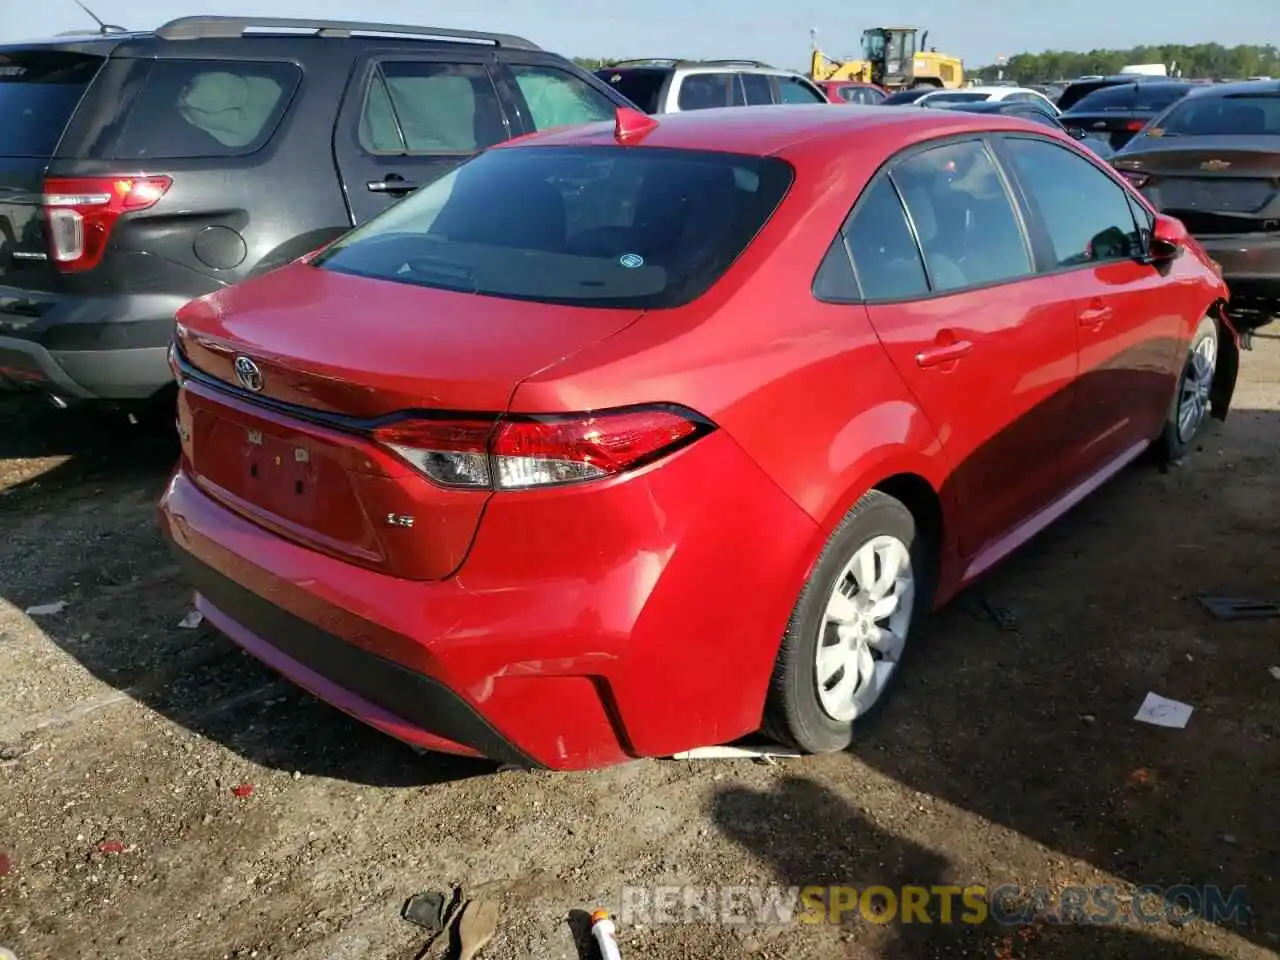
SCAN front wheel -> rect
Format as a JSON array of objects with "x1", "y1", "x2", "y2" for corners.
[
  {"x1": 1157, "y1": 316, "x2": 1218, "y2": 464},
  {"x1": 763, "y1": 490, "x2": 930, "y2": 754}
]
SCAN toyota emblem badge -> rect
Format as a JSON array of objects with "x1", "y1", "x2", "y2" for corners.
[{"x1": 234, "y1": 355, "x2": 264, "y2": 392}]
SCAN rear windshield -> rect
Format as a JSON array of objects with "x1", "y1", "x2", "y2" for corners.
[
  {"x1": 315, "y1": 145, "x2": 794, "y2": 309},
  {"x1": 0, "y1": 49, "x2": 103, "y2": 158},
  {"x1": 1153, "y1": 93, "x2": 1280, "y2": 136},
  {"x1": 595, "y1": 68, "x2": 667, "y2": 114},
  {"x1": 1066, "y1": 83, "x2": 1190, "y2": 114}
]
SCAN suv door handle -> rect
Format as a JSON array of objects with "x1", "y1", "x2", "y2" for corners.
[
  {"x1": 916, "y1": 339, "x2": 973, "y2": 368},
  {"x1": 367, "y1": 174, "x2": 418, "y2": 194},
  {"x1": 1078, "y1": 304, "x2": 1113, "y2": 326}
]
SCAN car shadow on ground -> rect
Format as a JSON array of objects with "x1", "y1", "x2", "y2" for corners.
[
  {"x1": 0, "y1": 395, "x2": 496, "y2": 788},
  {"x1": 712, "y1": 775, "x2": 1245, "y2": 959},
  {"x1": 829, "y1": 403, "x2": 1280, "y2": 953}
]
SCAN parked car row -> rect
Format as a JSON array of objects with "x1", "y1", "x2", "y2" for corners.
[{"x1": 0, "y1": 15, "x2": 1269, "y2": 772}]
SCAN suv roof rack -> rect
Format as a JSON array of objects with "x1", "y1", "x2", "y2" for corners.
[
  {"x1": 697, "y1": 58, "x2": 775, "y2": 68},
  {"x1": 605, "y1": 57, "x2": 777, "y2": 69},
  {"x1": 153, "y1": 15, "x2": 540, "y2": 49}
]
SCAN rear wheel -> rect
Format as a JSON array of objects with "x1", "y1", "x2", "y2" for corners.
[
  {"x1": 763, "y1": 490, "x2": 930, "y2": 753},
  {"x1": 1158, "y1": 316, "x2": 1218, "y2": 464}
]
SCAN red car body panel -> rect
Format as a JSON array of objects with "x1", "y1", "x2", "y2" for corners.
[
  {"x1": 159, "y1": 105, "x2": 1229, "y2": 770},
  {"x1": 815, "y1": 80, "x2": 888, "y2": 104}
]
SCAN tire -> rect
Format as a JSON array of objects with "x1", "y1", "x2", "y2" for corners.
[
  {"x1": 1157, "y1": 316, "x2": 1218, "y2": 465},
  {"x1": 763, "y1": 489, "x2": 932, "y2": 754},
  {"x1": 910, "y1": 80, "x2": 937, "y2": 89}
]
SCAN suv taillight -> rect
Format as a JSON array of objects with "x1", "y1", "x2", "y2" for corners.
[
  {"x1": 371, "y1": 407, "x2": 711, "y2": 490},
  {"x1": 43, "y1": 176, "x2": 172, "y2": 273}
]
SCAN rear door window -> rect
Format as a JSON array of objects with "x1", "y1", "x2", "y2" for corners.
[
  {"x1": 1001, "y1": 136, "x2": 1143, "y2": 267},
  {"x1": 741, "y1": 72, "x2": 774, "y2": 105},
  {"x1": 776, "y1": 76, "x2": 826, "y2": 104},
  {"x1": 677, "y1": 73, "x2": 744, "y2": 110},
  {"x1": 891, "y1": 139, "x2": 1033, "y2": 291},
  {"x1": 509, "y1": 64, "x2": 615, "y2": 131},
  {"x1": 841, "y1": 177, "x2": 929, "y2": 300},
  {"x1": 315, "y1": 145, "x2": 793, "y2": 309},
  {"x1": 360, "y1": 61, "x2": 503, "y2": 154},
  {"x1": 111, "y1": 58, "x2": 299, "y2": 159},
  {"x1": 0, "y1": 49, "x2": 103, "y2": 158}
]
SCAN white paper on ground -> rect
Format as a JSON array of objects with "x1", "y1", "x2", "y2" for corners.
[
  {"x1": 178, "y1": 610, "x2": 204, "y2": 629},
  {"x1": 24, "y1": 601, "x2": 67, "y2": 617},
  {"x1": 670, "y1": 744, "x2": 803, "y2": 760},
  {"x1": 1133, "y1": 692, "x2": 1193, "y2": 729}
]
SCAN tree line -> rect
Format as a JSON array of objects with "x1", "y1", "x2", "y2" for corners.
[
  {"x1": 576, "y1": 43, "x2": 1280, "y2": 82},
  {"x1": 970, "y1": 44, "x2": 1279, "y2": 82}
]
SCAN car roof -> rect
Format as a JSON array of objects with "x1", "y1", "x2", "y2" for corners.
[
  {"x1": 943, "y1": 85, "x2": 1040, "y2": 95},
  {"x1": 1181, "y1": 78, "x2": 1280, "y2": 99},
  {"x1": 496, "y1": 103, "x2": 1075, "y2": 158}
]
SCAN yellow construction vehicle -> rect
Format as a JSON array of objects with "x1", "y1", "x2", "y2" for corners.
[{"x1": 809, "y1": 26, "x2": 964, "y2": 91}]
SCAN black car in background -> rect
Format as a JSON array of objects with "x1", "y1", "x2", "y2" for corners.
[
  {"x1": 0, "y1": 16, "x2": 633, "y2": 409},
  {"x1": 1111, "y1": 80, "x2": 1280, "y2": 330},
  {"x1": 880, "y1": 87, "x2": 936, "y2": 106},
  {"x1": 934, "y1": 99, "x2": 1117, "y2": 158},
  {"x1": 1057, "y1": 74, "x2": 1155, "y2": 112},
  {"x1": 1059, "y1": 80, "x2": 1195, "y2": 151}
]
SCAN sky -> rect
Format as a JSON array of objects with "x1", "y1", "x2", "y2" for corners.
[{"x1": 2, "y1": 0, "x2": 1276, "y2": 71}]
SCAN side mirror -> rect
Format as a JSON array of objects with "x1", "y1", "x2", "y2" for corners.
[{"x1": 1148, "y1": 214, "x2": 1187, "y2": 263}]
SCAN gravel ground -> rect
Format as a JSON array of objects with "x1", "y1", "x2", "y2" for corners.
[{"x1": 2, "y1": 339, "x2": 1279, "y2": 960}]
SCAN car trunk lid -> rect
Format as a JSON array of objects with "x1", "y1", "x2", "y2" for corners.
[
  {"x1": 174, "y1": 262, "x2": 645, "y2": 579},
  {"x1": 1115, "y1": 140, "x2": 1280, "y2": 235}
]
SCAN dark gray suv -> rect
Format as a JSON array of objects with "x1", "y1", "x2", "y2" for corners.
[{"x1": 0, "y1": 16, "x2": 633, "y2": 409}]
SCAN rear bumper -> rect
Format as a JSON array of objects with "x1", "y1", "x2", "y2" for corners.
[
  {"x1": 0, "y1": 286, "x2": 193, "y2": 400},
  {"x1": 158, "y1": 430, "x2": 819, "y2": 771},
  {"x1": 1195, "y1": 235, "x2": 1280, "y2": 320}
]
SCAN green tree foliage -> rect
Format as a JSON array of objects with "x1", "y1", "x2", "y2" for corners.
[
  {"x1": 573, "y1": 57, "x2": 615, "y2": 71},
  {"x1": 971, "y1": 44, "x2": 1280, "y2": 82}
]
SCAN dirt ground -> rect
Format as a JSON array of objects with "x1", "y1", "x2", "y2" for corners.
[{"x1": 1, "y1": 340, "x2": 1279, "y2": 960}]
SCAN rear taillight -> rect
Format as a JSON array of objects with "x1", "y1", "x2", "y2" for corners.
[
  {"x1": 1118, "y1": 170, "x2": 1150, "y2": 188},
  {"x1": 43, "y1": 175, "x2": 172, "y2": 273},
  {"x1": 1125, "y1": 120, "x2": 1148, "y2": 132},
  {"x1": 371, "y1": 406, "x2": 711, "y2": 490}
]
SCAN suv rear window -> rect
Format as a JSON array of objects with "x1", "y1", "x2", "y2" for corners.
[
  {"x1": 1065, "y1": 83, "x2": 1189, "y2": 114},
  {"x1": 315, "y1": 145, "x2": 794, "y2": 309},
  {"x1": 595, "y1": 67, "x2": 667, "y2": 114},
  {"x1": 0, "y1": 49, "x2": 103, "y2": 158},
  {"x1": 111, "y1": 59, "x2": 301, "y2": 159},
  {"x1": 1154, "y1": 93, "x2": 1280, "y2": 136}
]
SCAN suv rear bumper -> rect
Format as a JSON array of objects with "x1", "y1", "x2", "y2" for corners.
[{"x1": 0, "y1": 287, "x2": 191, "y2": 400}]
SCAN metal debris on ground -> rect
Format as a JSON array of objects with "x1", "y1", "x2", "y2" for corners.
[
  {"x1": 1134, "y1": 692, "x2": 1194, "y2": 729},
  {"x1": 403, "y1": 891, "x2": 448, "y2": 932},
  {"x1": 670, "y1": 743, "x2": 802, "y2": 761},
  {"x1": 178, "y1": 610, "x2": 204, "y2": 629},
  {"x1": 24, "y1": 601, "x2": 67, "y2": 617},
  {"x1": 1196, "y1": 595, "x2": 1280, "y2": 621}
]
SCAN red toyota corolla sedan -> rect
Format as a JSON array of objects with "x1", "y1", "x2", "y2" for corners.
[{"x1": 160, "y1": 104, "x2": 1237, "y2": 771}]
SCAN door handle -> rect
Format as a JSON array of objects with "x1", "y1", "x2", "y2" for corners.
[
  {"x1": 915, "y1": 339, "x2": 973, "y2": 368},
  {"x1": 1078, "y1": 305, "x2": 1112, "y2": 326},
  {"x1": 367, "y1": 174, "x2": 418, "y2": 194}
]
